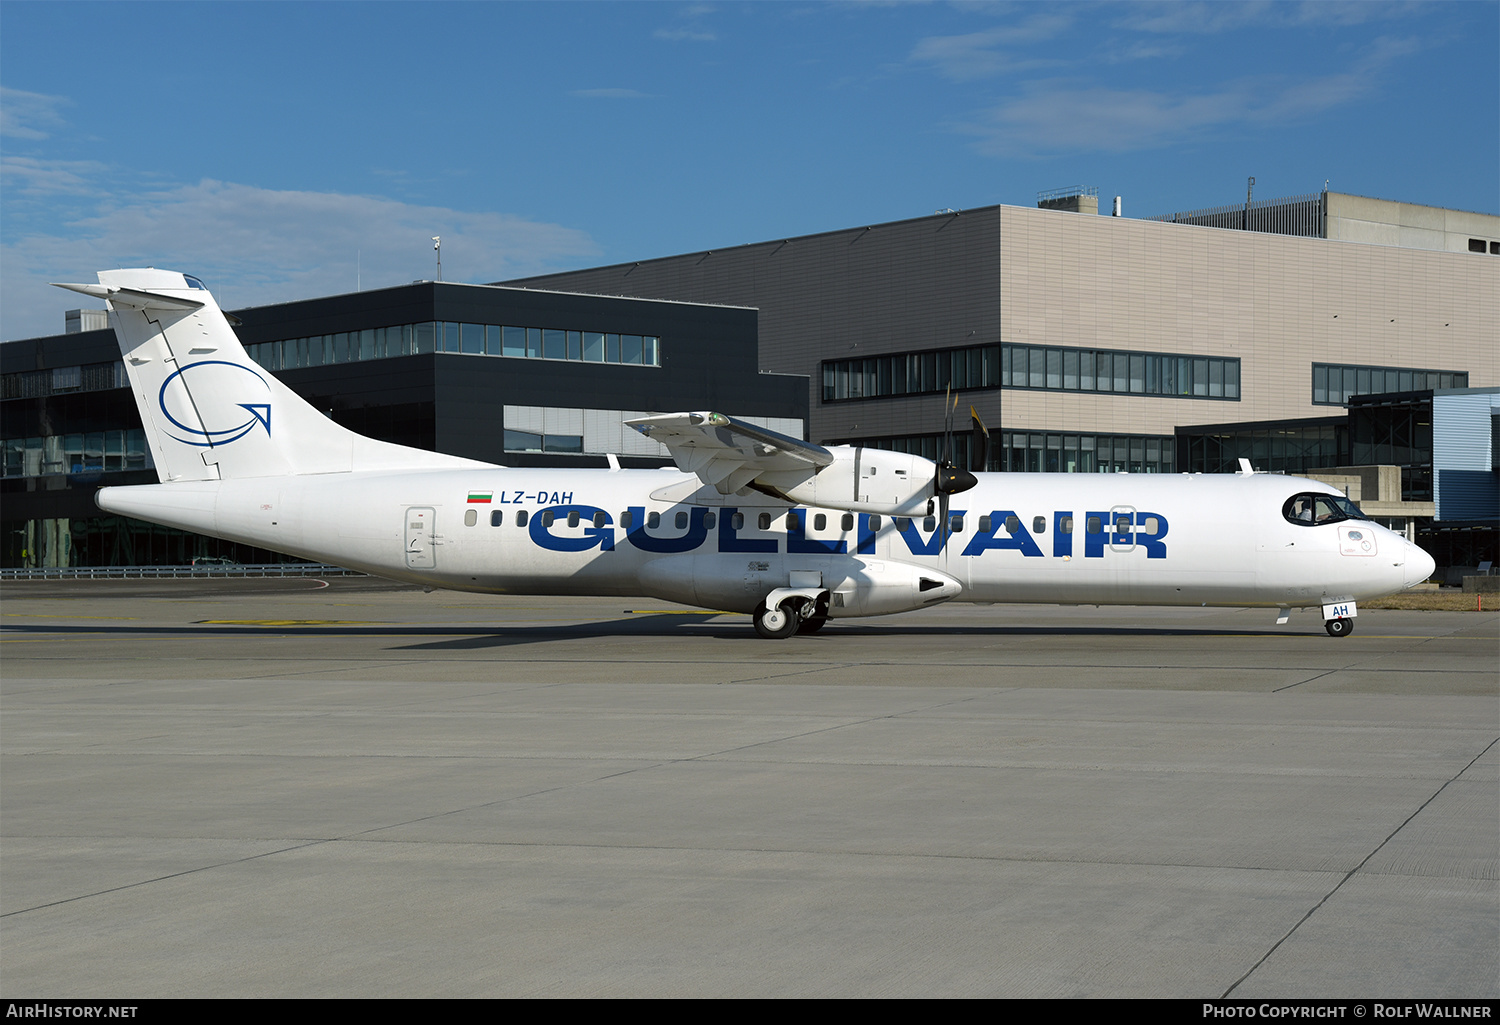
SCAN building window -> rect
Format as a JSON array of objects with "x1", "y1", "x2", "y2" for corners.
[
  {"x1": 829, "y1": 429, "x2": 1176, "y2": 474},
  {"x1": 821, "y1": 343, "x2": 1239, "y2": 403},
  {"x1": 246, "y1": 321, "x2": 661, "y2": 373},
  {"x1": 1312, "y1": 363, "x2": 1467, "y2": 405}
]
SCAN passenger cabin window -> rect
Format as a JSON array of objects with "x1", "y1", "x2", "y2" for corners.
[
  {"x1": 620, "y1": 511, "x2": 633, "y2": 529},
  {"x1": 567, "y1": 511, "x2": 580, "y2": 528},
  {"x1": 541, "y1": 511, "x2": 554, "y2": 527},
  {"x1": 979, "y1": 515, "x2": 992, "y2": 533},
  {"x1": 758, "y1": 513, "x2": 772, "y2": 531},
  {"x1": 922, "y1": 516, "x2": 936, "y2": 532},
  {"x1": 814, "y1": 513, "x2": 827, "y2": 531},
  {"x1": 648, "y1": 511, "x2": 661, "y2": 529},
  {"x1": 841, "y1": 514, "x2": 853, "y2": 531},
  {"x1": 1283, "y1": 493, "x2": 1370, "y2": 526},
  {"x1": 950, "y1": 514, "x2": 964, "y2": 533},
  {"x1": 1033, "y1": 516, "x2": 1046, "y2": 534},
  {"x1": 516, "y1": 510, "x2": 529, "y2": 527},
  {"x1": 895, "y1": 517, "x2": 911, "y2": 532},
  {"x1": 1086, "y1": 516, "x2": 1101, "y2": 534},
  {"x1": 464, "y1": 509, "x2": 478, "y2": 527},
  {"x1": 675, "y1": 511, "x2": 689, "y2": 529},
  {"x1": 1060, "y1": 516, "x2": 1073, "y2": 534},
  {"x1": 732, "y1": 513, "x2": 744, "y2": 531},
  {"x1": 490, "y1": 510, "x2": 503, "y2": 527},
  {"x1": 868, "y1": 515, "x2": 881, "y2": 531},
  {"x1": 1005, "y1": 515, "x2": 1020, "y2": 534},
  {"x1": 1139, "y1": 516, "x2": 1159, "y2": 535},
  {"x1": 703, "y1": 512, "x2": 716, "y2": 529},
  {"x1": 593, "y1": 512, "x2": 606, "y2": 528}
]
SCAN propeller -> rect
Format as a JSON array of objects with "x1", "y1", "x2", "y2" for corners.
[
  {"x1": 934, "y1": 388, "x2": 977, "y2": 549},
  {"x1": 969, "y1": 405, "x2": 990, "y2": 473}
]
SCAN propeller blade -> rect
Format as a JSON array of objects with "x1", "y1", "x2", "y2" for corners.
[{"x1": 970, "y1": 405, "x2": 989, "y2": 473}]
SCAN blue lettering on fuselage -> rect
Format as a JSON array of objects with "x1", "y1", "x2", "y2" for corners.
[
  {"x1": 529, "y1": 505, "x2": 614, "y2": 552},
  {"x1": 518, "y1": 504, "x2": 1168, "y2": 559},
  {"x1": 625, "y1": 505, "x2": 712, "y2": 553},
  {"x1": 961, "y1": 511, "x2": 1044, "y2": 558},
  {"x1": 502, "y1": 490, "x2": 574, "y2": 504},
  {"x1": 787, "y1": 509, "x2": 847, "y2": 555},
  {"x1": 719, "y1": 507, "x2": 777, "y2": 553},
  {"x1": 894, "y1": 515, "x2": 948, "y2": 556}
]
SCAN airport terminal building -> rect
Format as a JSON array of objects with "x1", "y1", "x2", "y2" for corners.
[
  {"x1": 509, "y1": 189, "x2": 1499, "y2": 568},
  {"x1": 3, "y1": 188, "x2": 1497, "y2": 570}
]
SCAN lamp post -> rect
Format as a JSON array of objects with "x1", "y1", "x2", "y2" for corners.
[{"x1": 432, "y1": 236, "x2": 442, "y2": 282}]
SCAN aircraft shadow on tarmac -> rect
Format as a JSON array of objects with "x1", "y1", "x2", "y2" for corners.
[{"x1": 1, "y1": 617, "x2": 1323, "y2": 654}]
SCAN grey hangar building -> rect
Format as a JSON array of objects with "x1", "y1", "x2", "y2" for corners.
[{"x1": 3, "y1": 187, "x2": 1497, "y2": 575}]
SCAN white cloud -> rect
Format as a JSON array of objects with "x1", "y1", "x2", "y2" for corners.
[
  {"x1": 0, "y1": 87, "x2": 71, "y2": 140},
  {"x1": 910, "y1": 14, "x2": 1074, "y2": 81},
  {"x1": 1, "y1": 179, "x2": 600, "y2": 341},
  {"x1": 954, "y1": 36, "x2": 1420, "y2": 157},
  {"x1": 1114, "y1": 0, "x2": 1422, "y2": 34},
  {"x1": 1, "y1": 156, "x2": 110, "y2": 196}
]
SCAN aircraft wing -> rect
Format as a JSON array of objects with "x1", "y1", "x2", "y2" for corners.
[{"x1": 627, "y1": 411, "x2": 833, "y2": 495}]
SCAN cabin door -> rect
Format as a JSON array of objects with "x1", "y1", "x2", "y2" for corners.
[{"x1": 405, "y1": 507, "x2": 437, "y2": 569}]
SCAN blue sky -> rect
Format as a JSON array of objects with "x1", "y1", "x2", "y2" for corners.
[{"x1": 3, "y1": 0, "x2": 1496, "y2": 340}]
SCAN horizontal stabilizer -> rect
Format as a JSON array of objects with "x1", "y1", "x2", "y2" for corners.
[{"x1": 53, "y1": 282, "x2": 205, "y2": 312}]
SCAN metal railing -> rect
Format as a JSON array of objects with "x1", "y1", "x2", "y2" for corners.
[
  {"x1": 0, "y1": 563, "x2": 366, "y2": 581},
  {"x1": 1148, "y1": 192, "x2": 1324, "y2": 238}
]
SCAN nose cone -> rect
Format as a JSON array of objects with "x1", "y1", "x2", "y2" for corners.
[
  {"x1": 937, "y1": 465, "x2": 977, "y2": 495},
  {"x1": 1405, "y1": 542, "x2": 1436, "y2": 589}
]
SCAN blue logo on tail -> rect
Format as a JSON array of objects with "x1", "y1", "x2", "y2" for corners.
[{"x1": 158, "y1": 360, "x2": 273, "y2": 447}]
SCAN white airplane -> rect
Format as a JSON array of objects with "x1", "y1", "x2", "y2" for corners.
[{"x1": 54, "y1": 269, "x2": 1435, "y2": 639}]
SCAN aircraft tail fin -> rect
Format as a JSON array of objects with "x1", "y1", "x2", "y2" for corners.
[{"x1": 53, "y1": 270, "x2": 489, "y2": 482}]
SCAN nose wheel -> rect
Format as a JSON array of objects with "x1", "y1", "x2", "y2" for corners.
[{"x1": 1325, "y1": 617, "x2": 1354, "y2": 638}]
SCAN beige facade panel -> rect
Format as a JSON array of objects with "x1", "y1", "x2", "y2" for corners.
[
  {"x1": 512, "y1": 201, "x2": 1497, "y2": 445},
  {"x1": 1325, "y1": 193, "x2": 1500, "y2": 253}
]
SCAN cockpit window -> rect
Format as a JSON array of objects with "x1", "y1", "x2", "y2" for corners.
[
  {"x1": 1283, "y1": 492, "x2": 1370, "y2": 526},
  {"x1": 183, "y1": 275, "x2": 208, "y2": 290}
]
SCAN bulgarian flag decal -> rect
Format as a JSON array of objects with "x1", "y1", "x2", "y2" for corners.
[{"x1": 467, "y1": 491, "x2": 493, "y2": 504}]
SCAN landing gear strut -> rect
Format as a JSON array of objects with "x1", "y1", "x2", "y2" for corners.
[{"x1": 1325, "y1": 617, "x2": 1354, "y2": 638}]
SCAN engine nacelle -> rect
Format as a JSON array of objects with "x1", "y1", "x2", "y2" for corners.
[
  {"x1": 637, "y1": 553, "x2": 963, "y2": 618},
  {"x1": 755, "y1": 447, "x2": 937, "y2": 516}
]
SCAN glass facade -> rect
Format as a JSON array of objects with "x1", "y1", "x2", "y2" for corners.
[
  {"x1": 2, "y1": 360, "x2": 128, "y2": 400},
  {"x1": 1349, "y1": 394, "x2": 1435, "y2": 503},
  {"x1": 244, "y1": 322, "x2": 660, "y2": 372},
  {"x1": 1176, "y1": 420, "x2": 1348, "y2": 477},
  {"x1": 823, "y1": 343, "x2": 1240, "y2": 403},
  {"x1": 3, "y1": 428, "x2": 152, "y2": 478},
  {"x1": 833, "y1": 430, "x2": 1176, "y2": 474},
  {"x1": 1313, "y1": 363, "x2": 1467, "y2": 406}
]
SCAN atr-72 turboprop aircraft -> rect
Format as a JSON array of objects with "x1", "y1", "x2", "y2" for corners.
[{"x1": 55, "y1": 269, "x2": 1435, "y2": 638}]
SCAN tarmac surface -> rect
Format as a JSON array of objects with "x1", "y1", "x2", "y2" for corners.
[{"x1": 2, "y1": 577, "x2": 1496, "y2": 998}]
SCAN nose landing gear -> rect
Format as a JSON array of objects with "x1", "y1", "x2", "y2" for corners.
[{"x1": 1325, "y1": 617, "x2": 1354, "y2": 637}]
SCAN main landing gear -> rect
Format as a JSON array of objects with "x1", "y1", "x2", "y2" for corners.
[
  {"x1": 753, "y1": 597, "x2": 827, "y2": 639},
  {"x1": 754, "y1": 599, "x2": 800, "y2": 639},
  {"x1": 1325, "y1": 617, "x2": 1354, "y2": 637}
]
